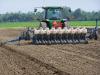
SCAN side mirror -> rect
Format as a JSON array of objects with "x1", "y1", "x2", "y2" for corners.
[
  {"x1": 69, "y1": 9, "x2": 71, "y2": 13},
  {"x1": 34, "y1": 9, "x2": 37, "y2": 12}
]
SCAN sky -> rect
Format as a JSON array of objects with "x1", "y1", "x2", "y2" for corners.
[{"x1": 0, "y1": 0, "x2": 100, "y2": 14}]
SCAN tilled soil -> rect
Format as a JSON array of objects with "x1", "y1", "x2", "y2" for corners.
[
  {"x1": 0, "y1": 29, "x2": 100, "y2": 75},
  {"x1": 0, "y1": 47, "x2": 56, "y2": 75}
]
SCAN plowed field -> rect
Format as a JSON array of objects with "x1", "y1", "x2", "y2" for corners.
[{"x1": 0, "y1": 29, "x2": 100, "y2": 75}]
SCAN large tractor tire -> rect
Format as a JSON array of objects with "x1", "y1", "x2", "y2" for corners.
[{"x1": 39, "y1": 22, "x2": 47, "y2": 29}]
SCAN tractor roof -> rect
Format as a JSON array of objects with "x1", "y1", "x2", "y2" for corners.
[{"x1": 42, "y1": 6, "x2": 63, "y2": 9}]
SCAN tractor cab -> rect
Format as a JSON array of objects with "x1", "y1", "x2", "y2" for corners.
[
  {"x1": 43, "y1": 7, "x2": 63, "y2": 20},
  {"x1": 36, "y1": 7, "x2": 68, "y2": 29}
]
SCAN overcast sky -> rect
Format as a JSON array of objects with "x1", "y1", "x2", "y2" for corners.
[{"x1": 0, "y1": 0, "x2": 100, "y2": 14}]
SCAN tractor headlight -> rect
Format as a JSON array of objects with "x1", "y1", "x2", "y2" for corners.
[
  {"x1": 46, "y1": 19, "x2": 49, "y2": 21},
  {"x1": 62, "y1": 19, "x2": 67, "y2": 22}
]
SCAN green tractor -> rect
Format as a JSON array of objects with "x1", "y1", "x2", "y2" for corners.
[
  {"x1": 35, "y1": 7, "x2": 70, "y2": 29},
  {"x1": 31, "y1": 7, "x2": 89, "y2": 44}
]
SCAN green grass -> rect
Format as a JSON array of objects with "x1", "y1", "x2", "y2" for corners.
[
  {"x1": 68, "y1": 21, "x2": 100, "y2": 27},
  {"x1": 0, "y1": 21, "x2": 100, "y2": 29},
  {"x1": 0, "y1": 21, "x2": 39, "y2": 29}
]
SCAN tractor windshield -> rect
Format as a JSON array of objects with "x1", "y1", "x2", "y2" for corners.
[{"x1": 46, "y1": 9, "x2": 63, "y2": 20}]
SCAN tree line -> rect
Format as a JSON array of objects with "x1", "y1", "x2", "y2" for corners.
[{"x1": 0, "y1": 7, "x2": 100, "y2": 22}]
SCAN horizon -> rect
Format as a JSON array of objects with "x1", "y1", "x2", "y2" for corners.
[{"x1": 0, "y1": 0, "x2": 100, "y2": 14}]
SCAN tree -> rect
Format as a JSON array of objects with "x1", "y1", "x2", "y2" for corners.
[
  {"x1": 62, "y1": 7, "x2": 72, "y2": 20},
  {"x1": 0, "y1": 8, "x2": 100, "y2": 22},
  {"x1": 73, "y1": 8, "x2": 82, "y2": 20}
]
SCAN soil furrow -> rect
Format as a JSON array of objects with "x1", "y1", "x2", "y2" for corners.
[
  {"x1": 45, "y1": 45, "x2": 100, "y2": 62},
  {"x1": 1, "y1": 45, "x2": 70, "y2": 75},
  {"x1": 0, "y1": 47, "x2": 57, "y2": 75}
]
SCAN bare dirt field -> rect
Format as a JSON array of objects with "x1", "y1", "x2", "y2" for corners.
[{"x1": 0, "y1": 29, "x2": 100, "y2": 75}]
